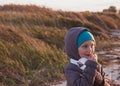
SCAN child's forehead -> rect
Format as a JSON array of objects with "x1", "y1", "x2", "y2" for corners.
[{"x1": 81, "y1": 40, "x2": 95, "y2": 45}]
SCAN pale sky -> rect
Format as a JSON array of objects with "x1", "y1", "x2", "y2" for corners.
[{"x1": 0, "y1": 0, "x2": 120, "y2": 12}]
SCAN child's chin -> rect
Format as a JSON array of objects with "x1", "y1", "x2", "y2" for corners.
[{"x1": 86, "y1": 56, "x2": 91, "y2": 59}]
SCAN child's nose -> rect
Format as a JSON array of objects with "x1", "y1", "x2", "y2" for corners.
[{"x1": 88, "y1": 46, "x2": 93, "y2": 52}]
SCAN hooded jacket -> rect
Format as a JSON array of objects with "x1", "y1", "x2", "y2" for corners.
[{"x1": 64, "y1": 27, "x2": 105, "y2": 86}]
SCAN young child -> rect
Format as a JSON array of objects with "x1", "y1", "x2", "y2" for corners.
[{"x1": 64, "y1": 27, "x2": 110, "y2": 86}]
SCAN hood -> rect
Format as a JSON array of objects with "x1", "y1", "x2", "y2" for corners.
[{"x1": 64, "y1": 27, "x2": 88, "y2": 60}]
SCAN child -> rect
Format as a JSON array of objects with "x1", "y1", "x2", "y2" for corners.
[{"x1": 64, "y1": 27, "x2": 110, "y2": 86}]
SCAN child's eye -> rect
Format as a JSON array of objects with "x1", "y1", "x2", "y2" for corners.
[
  {"x1": 82, "y1": 44, "x2": 95, "y2": 49},
  {"x1": 82, "y1": 45, "x2": 88, "y2": 48}
]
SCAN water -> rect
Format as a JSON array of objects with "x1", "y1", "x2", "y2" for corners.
[
  {"x1": 103, "y1": 59, "x2": 120, "y2": 85},
  {"x1": 110, "y1": 30, "x2": 120, "y2": 38},
  {"x1": 103, "y1": 31, "x2": 120, "y2": 85},
  {"x1": 102, "y1": 43, "x2": 120, "y2": 84},
  {"x1": 114, "y1": 47, "x2": 120, "y2": 52}
]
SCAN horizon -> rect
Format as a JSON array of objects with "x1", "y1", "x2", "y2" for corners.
[{"x1": 0, "y1": 0, "x2": 120, "y2": 12}]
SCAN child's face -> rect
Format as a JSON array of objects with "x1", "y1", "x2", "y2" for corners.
[{"x1": 78, "y1": 40, "x2": 95, "y2": 59}]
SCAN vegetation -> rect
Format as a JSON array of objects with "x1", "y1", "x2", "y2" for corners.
[{"x1": 0, "y1": 4, "x2": 120, "y2": 86}]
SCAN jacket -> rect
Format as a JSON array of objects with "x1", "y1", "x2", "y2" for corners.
[{"x1": 64, "y1": 27, "x2": 105, "y2": 86}]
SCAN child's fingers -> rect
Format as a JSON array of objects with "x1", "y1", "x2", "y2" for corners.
[
  {"x1": 95, "y1": 71, "x2": 103, "y2": 84},
  {"x1": 89, "y1": 54, "x2": 98, "y2": 62}
]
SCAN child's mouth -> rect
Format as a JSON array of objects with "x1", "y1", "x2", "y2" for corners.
[{"x1": 86, "y1": 54, "x2": 92, "y2": 57}]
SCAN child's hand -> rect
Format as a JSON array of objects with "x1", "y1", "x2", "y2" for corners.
[
  {"x1": 95, "y1": 71, "x2": 103, "y2": 84},
  {"x1": 92, "y1": 54, "x2": 98, "y2": 62},
  {"x1": 89, "y1": 53, "x2": 98, "y2": 62}
]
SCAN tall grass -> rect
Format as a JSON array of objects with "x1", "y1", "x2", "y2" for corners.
[{"x1": 0, "y1": 4, "x2": 119, "y2": 85}]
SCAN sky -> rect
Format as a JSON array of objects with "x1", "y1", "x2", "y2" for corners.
[{"x1": 0, "y1": 0, "x2": 120, "y2": 12}]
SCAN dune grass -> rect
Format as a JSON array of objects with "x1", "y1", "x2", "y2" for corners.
[{"x1": 0, "y1": 4, "x2": 120, "y2": 85}]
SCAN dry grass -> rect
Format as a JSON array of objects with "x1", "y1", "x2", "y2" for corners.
[{"x1": 0, "y1": 4, "x2": 120, "y2": 85}]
